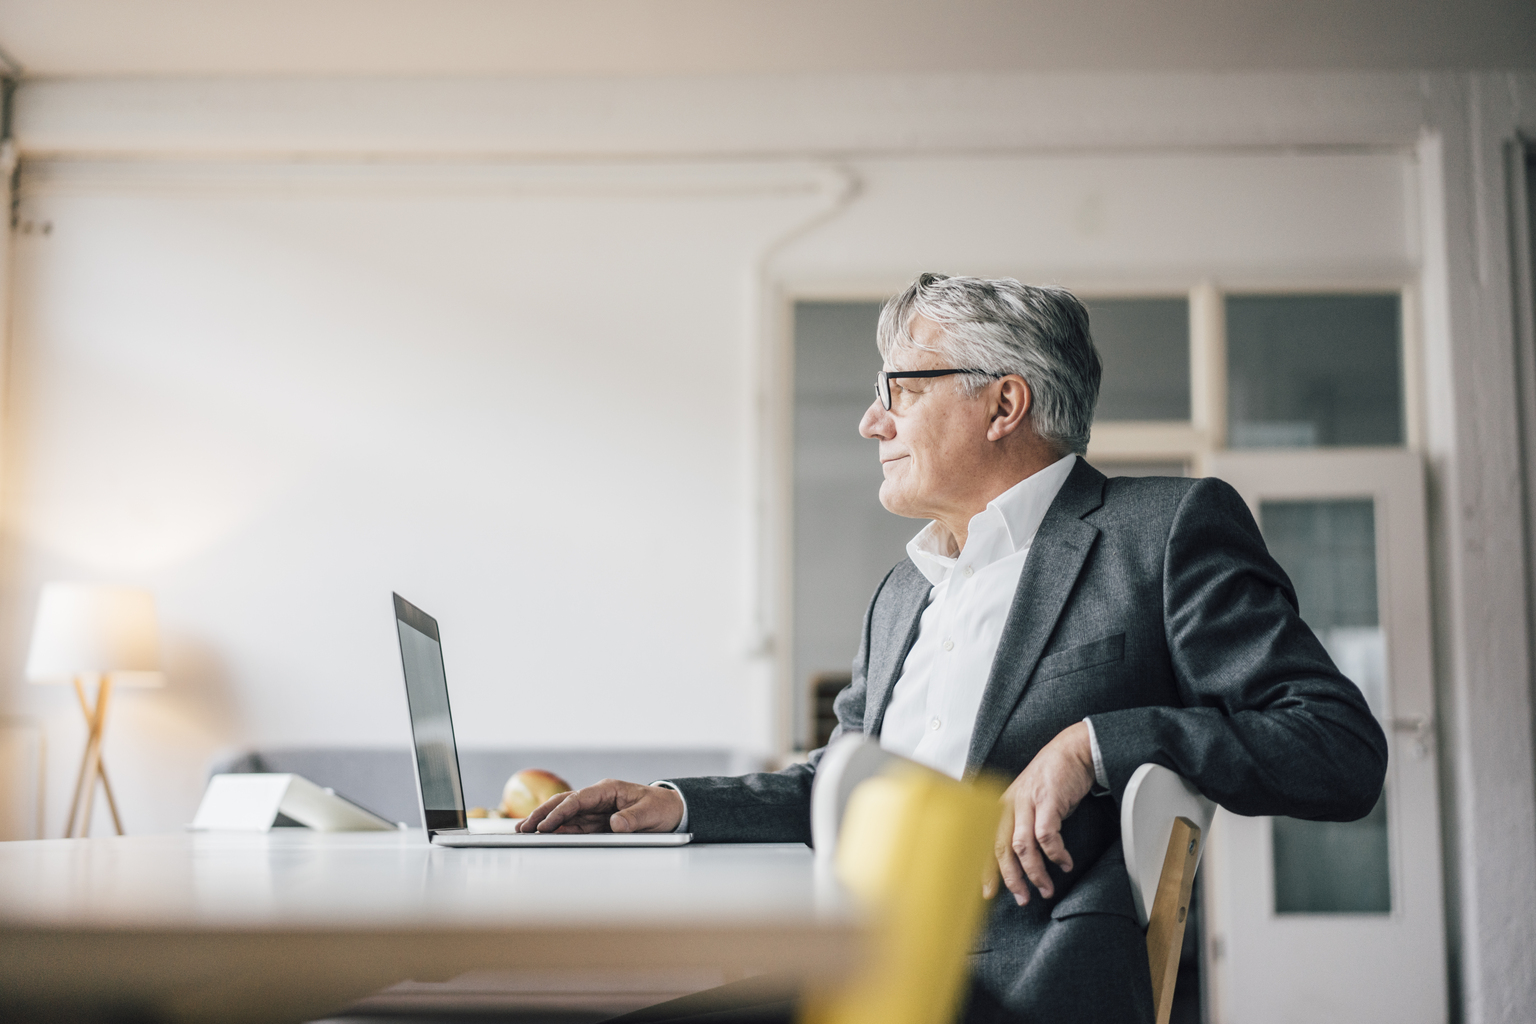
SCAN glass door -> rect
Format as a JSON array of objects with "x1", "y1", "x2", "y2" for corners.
[{"x1": 1203, "y1": 448, "x2": 1446, "y2": 1024}]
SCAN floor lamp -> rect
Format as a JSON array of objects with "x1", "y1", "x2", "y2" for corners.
[{"x1": 26, "y1": 584, "x2": 164, "y2": 838}]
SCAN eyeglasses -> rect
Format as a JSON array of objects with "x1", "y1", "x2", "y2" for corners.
[{"x1": 874, "y1": 368, "x2": 997, "y2": 410}]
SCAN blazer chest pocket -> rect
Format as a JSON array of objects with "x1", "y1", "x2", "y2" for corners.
[{"x1": 1034, "y1": 632, "x2": 1125, "y2": 682}]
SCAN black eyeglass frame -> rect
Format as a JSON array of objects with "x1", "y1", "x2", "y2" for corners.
[{"x1": 875, "y1": 368, "x2": 999, "y2": 410}]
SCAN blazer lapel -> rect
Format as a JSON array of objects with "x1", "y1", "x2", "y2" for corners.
[
  {"x1": 964, "y1": 460, "x2": 1106, "y2": 776},
  {"x1": 862, "y1": 559, "x2": 930, "y2": 735}
]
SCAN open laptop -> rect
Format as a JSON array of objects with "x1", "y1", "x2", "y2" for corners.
[{"x1": 392, "y1": 593, "x2": 692, "y2": 848}]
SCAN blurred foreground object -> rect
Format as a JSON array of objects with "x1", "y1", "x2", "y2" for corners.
[
  {"x1": 802, "y1": 735, "x2": 1004, "y2": 1024},
  {"x1": 26, "y1": 583, "x2": 163, "y2": 837}
]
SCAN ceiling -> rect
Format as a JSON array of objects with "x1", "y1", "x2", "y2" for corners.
[{"x1": 0, "y1": 0, "x2": 1532, "y2": 78}]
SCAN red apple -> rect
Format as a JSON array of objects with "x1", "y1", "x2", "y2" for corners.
[{"x1": 500, "y1": 768, "x2": 572, "y2": 819}]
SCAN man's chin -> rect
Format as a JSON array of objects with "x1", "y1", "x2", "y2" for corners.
[{"x1": 877, "y1": 483, "x2": 923, "y2": 520}]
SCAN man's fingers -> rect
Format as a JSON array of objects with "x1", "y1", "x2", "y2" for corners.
[
  {"x1": 610, "y1": 788, "x2": 655, "y2": 833},
  {"x1": 1012, "y1": 797, "x2": 1056, "y2": 899},
  {"x1": 982, "y1": 844, "x2": 1003, "y2": 899},
  {"x1": 517, "y1": 793, "x2": 566, "y2": 832},
  {"x1": 530, "y1": 791, "x2": 584, "y2": 831},
  {"x1": 1035, "y1": 801, "x2": 1075, "y2": 874},
  {"x1": 534, "y1": 784, "x2": 612, "y2": 832},
  {"x1": 996, "y1": 840, "x2": 1030, "y2": 905},
  {"x1": 548, "y1": 815, "x2": 608, "y2": 834},
  {"x1": 992, "y1": 800, "x2": 1020, "y2": 902},
  {"x1": 999, "y1": 795, "x2": 1042, "y2": 905},
  {"x1": 1015, "y1": 839, "x2": 1053, "y2": 899}
]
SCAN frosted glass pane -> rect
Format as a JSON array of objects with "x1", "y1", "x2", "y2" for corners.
[
  {"x1": 1086, "y1": 297, "x2": 1190, "y2": 421},
  {"x1": 1228, "y1": 294, "x2": 1402, "y2": 448},
  {"x1": 1262, "y1": 499, "x2": 1378, "y2": 627},
  {"x1": 1260, "y1": 498, "x2": 1391, "y2": 914},
  {"x1": 1273, "y1": 793, "x2": 1391, "y2": 914}
]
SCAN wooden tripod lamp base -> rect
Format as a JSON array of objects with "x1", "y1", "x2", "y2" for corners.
[
  {"x1": 65, "y1": 675, "x2": 125, "y2": 838},
  {"x1": 24, "y1": 584, "x2": 164, "y2": 840}
]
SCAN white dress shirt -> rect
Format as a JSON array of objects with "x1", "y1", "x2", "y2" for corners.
[{"x1": 880, "y1": 454, "x2": 1082, "y2": 780}]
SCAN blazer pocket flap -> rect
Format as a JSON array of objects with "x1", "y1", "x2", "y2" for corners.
[{"x1": 1035, "y1": 632, "x2": 1125, "y2": 682}]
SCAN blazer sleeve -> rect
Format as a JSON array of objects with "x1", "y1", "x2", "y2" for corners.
[
  {"x1": 661, "y1": 566, "x2": 889, "y2": 843},
  {"x1": 1088, "y1": 476, "x2": 1389, "y2": 821}
]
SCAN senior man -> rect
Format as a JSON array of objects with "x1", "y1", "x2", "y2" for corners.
[{"x1": 522, "y1": 273, "x2": 1388, "y2": 1023}]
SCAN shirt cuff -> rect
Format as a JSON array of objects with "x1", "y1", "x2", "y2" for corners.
[
  {"x1": 652, "y1": 781, "x2": 689, "y2": 833},
  {"x1": 1083, "y1": 718, "x2": 1110, "y2": 796}
]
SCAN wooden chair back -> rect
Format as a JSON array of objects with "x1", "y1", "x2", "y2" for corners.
[{"x1": 1121, "y1": 763, "x2": 1218, "y2": 1024}]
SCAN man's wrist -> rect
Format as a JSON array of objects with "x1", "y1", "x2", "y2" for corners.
[{"x1": 651, "y1": 781, "x2": 690, "y2": 833}]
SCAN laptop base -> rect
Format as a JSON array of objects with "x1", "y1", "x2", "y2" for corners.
[{"x1": 432, "y1": 831, "x2": 693, "y2": 848}]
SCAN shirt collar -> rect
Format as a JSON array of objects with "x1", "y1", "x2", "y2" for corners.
[{"x1": 906, "y1": 454, "x2": 1078, "y2": 587}]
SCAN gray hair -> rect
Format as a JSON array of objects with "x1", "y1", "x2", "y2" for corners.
[{"x1": 876, "y1": 273, "x2": 1102, "y2": 455}]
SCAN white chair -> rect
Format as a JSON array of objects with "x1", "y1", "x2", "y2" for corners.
[
  {"x1": 1121, "y1": 763, "x2": 1217, "y2": 1024},
  {"x1": 809, "y1": 733, "x2": 904, "y2": 864}
]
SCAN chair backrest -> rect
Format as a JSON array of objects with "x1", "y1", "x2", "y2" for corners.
[
  {"x1": 802, "y1": 737, "x2": 1004, "y2": 1024},
  {"x1": 1121, "y1": 763, "x2": 1216, "y2": 926},
  {"x1": 1121, "y1": 763, "x2": 1217, "y2": 1024},
  {"x1": 809, "y1": 733, "x2": 903, "y2": 863}
]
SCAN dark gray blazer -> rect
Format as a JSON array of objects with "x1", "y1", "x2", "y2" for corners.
[{"x1": 669, "y1": 459, "x2": 1389, "y2": 1021}]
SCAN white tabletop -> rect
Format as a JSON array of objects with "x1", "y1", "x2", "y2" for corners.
[{"x1": 0, "y1": 830, "x2": 860, "y2": 1024}]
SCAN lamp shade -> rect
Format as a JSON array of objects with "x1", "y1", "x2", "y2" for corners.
[{"x1": 25, "y1": 584, "x2": 164, "y2": 687}]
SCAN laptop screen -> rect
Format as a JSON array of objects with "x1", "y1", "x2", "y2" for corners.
[{"x1": 393, "y1": 594, "x2": 467, "y2": 832}]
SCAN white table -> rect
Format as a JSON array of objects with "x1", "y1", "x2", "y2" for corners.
[{"x1": 0, "y1": 830, "x2": 861, "y2": 1023}]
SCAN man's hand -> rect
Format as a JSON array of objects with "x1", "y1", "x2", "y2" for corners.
[
  {"x1": 985, "y1": 721, "x2": 1097, "y2": 905},
  {"x1": 516, "y1": 779, "x2": 684, "y2": 834}
]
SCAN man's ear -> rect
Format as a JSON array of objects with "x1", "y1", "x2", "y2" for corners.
[{"x1": 987, "y1": 376, "x2": 1031, "y2": 442}]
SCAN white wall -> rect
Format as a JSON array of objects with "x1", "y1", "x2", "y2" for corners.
[
  {"x1": 774, "y1": 152, "x2": 1417, "y2": 286},
  {"x1": 3, "y1": 159, "x2": 844, "y2": 836}
]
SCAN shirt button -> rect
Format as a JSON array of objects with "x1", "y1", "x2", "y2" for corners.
[
  {"x1": 964, "y1": 565, "x2": 974, "y2": 578},
  {"x1": 943, "y1": 639, "x2": 954, "y2": 652},
  {"x1": 929, "y1": 718, "x2": 942, "y2": 731}
]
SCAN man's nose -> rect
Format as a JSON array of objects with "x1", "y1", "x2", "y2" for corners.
[{"x1": 859, "y1": 399, "x2": 893, "y2": 440}]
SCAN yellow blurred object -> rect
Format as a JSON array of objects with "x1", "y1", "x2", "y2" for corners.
[
  {"x1": 466, "y1": 807, "x2": 488, "y2": 818},
  {"x1": 800, "y1": 762, "x2": 1005, "y2": 1024}
]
